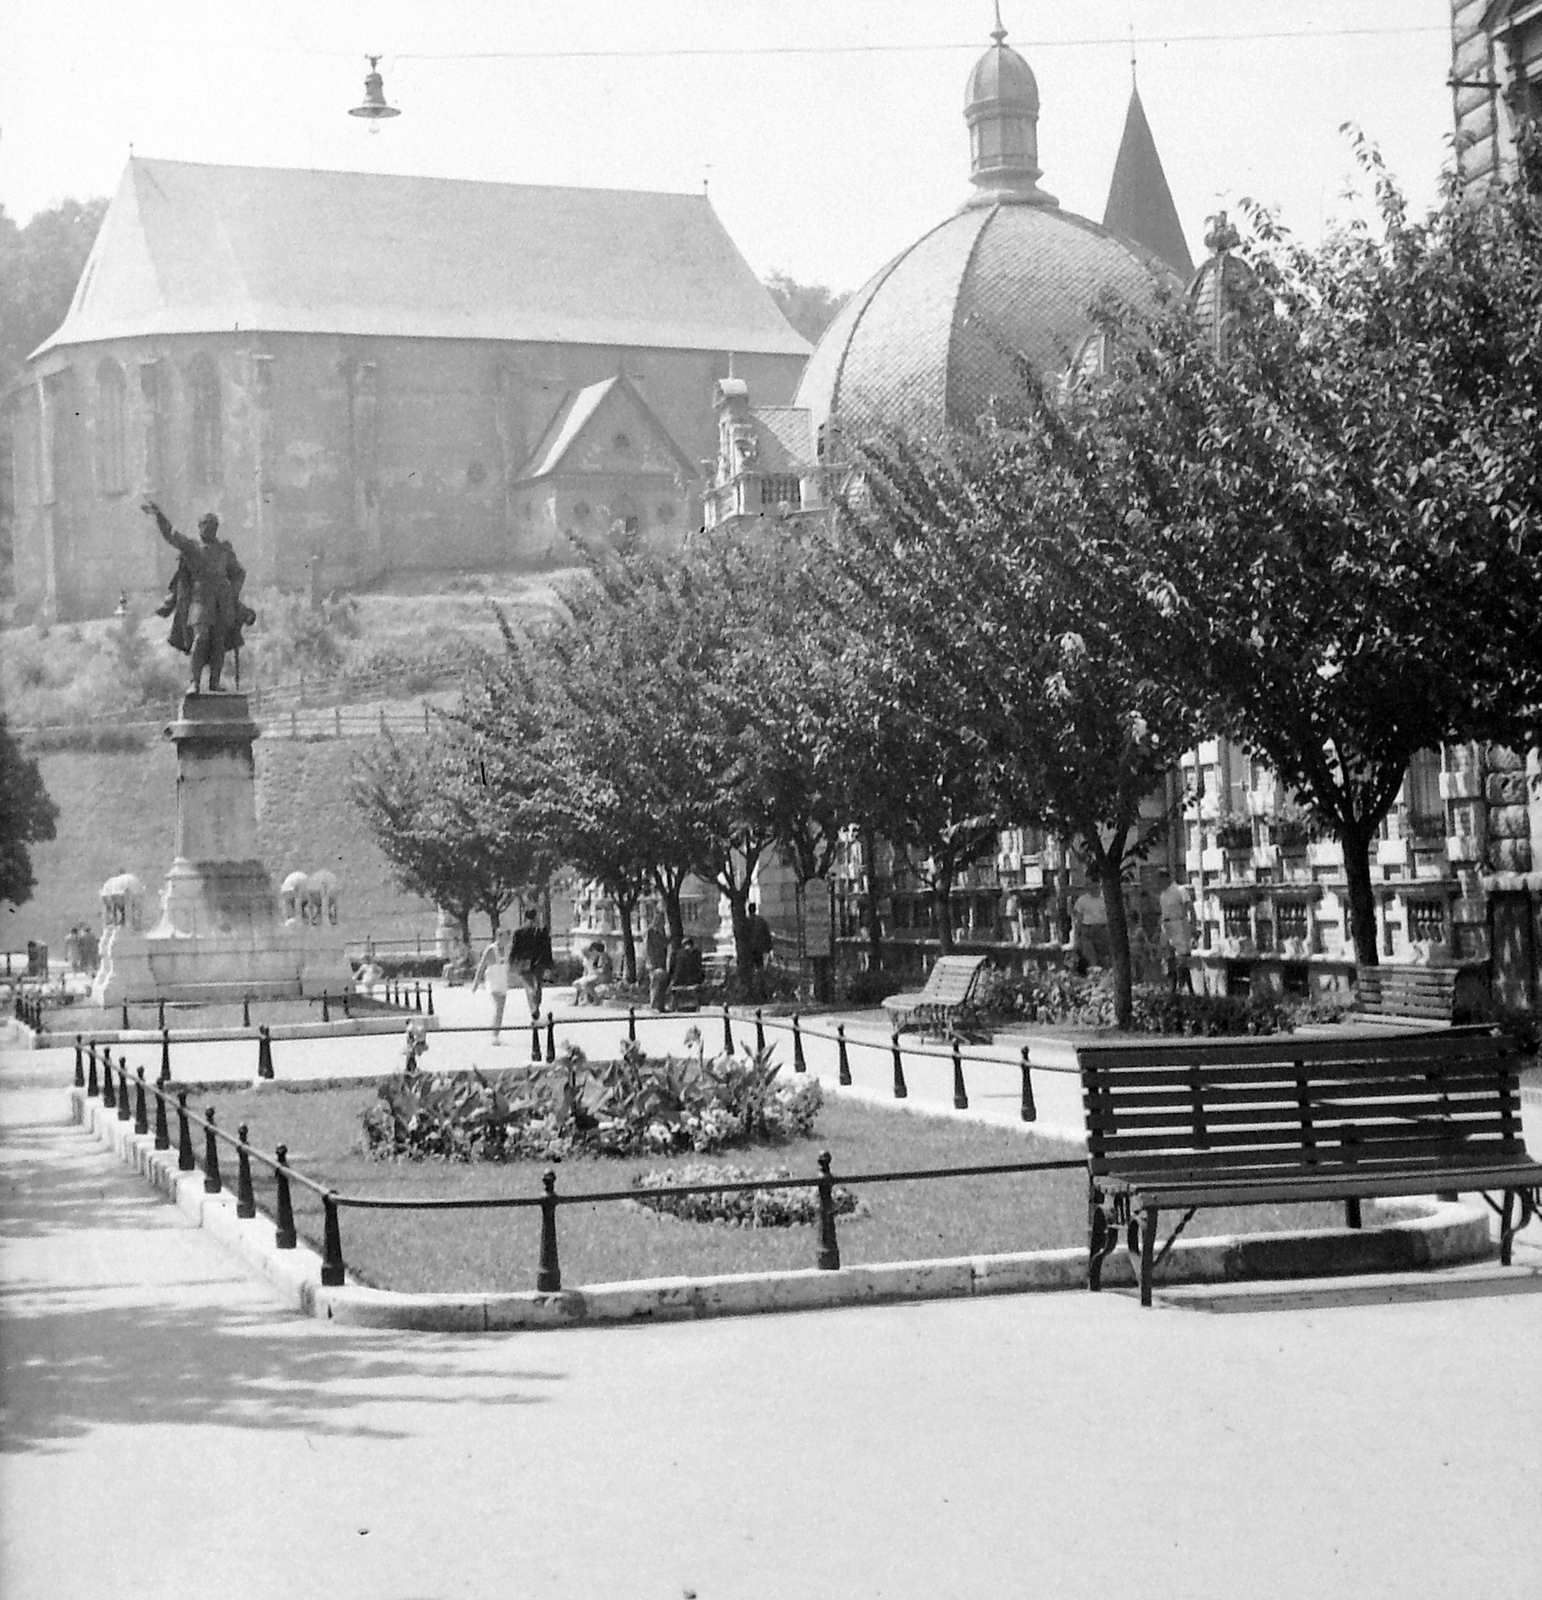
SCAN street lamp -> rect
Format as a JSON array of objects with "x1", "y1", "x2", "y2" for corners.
[{"x1": 349, "y1": 56, "x2": 400, "y2": 130}]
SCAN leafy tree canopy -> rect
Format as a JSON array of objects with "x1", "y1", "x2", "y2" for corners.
[
  {"x1": 0, "y1": 713, "x2": 60, "y2": 910},
  {"x1": 763, "y1": 271, "x2": 851, "y2": 345}
]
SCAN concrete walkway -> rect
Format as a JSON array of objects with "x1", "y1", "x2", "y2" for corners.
[{"x1": 4, "y1": 1026, "x2": 1542, "y2": 1599}]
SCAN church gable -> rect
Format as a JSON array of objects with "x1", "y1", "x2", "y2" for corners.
[{"x1": 516, "y1": 376, "x2": 696, "y2": 485}]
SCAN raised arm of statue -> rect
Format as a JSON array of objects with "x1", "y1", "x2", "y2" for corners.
[{"x1": 142, "y1": 499, "x2": 196, "y2": 560}]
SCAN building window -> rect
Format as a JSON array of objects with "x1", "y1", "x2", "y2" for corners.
[
  {"x1": 1409, "y1": 901, "x2": 1446, "y2": 943},
  {"x1": 760, "y1": 474, "x2": 801, "y2": 509},
  {"x1": 95, "y1": 360, "x2": 128, "y2": 494},
  {"x1": 1223, "y1": 902, "x2": 1252, "y2": 939},
  {"x1": 187, "y1": 354, "x2": 221, "y2": 489},
  {"x1": 139, "y1": 361, "x2": 163, "y2": 490},
  {"x1": 1405, "y1": 749, "x2": 1443, "y2": 837},
  {"x1": 1276, "y1": 901, "x2": 1308, "y2": 943}
]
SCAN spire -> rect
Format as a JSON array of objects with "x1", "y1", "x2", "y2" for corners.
[
  {"x1": 962, "y1": 9, "x2": 1057, "y2": 208},
  {"x1": 1102, "y1": 85, "x2": 1193, "y2": 277}
]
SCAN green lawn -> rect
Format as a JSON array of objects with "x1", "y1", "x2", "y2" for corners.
[{"x1": 198, "y1": 1083, "x2": 1382, "y2": 1294}]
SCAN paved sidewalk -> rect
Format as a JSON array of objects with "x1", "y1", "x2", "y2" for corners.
[{"x1": 5, "y1": 1027, "x2": 1542, "y2": 1599}]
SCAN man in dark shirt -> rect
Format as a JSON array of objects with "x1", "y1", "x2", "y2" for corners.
[
  {"x1": 509, "y1": 907, "x2": 554, "y2": 1020},
  {"x1": 670, "y1": 935, "x2": 705, "y2": 991}
]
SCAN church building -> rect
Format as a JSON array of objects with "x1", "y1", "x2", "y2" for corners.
[{"x1": 7, "y1": 159, "x2": 808, "y2": 620}]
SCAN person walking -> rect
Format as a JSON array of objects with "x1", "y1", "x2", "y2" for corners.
[
  {"x1": 643, "y1": 912, "x2": 671, "y2": 1011},
  {"x1": 471, "y1": 926, "x2": 514, "y2": 1044},
  {"x1": 745, "y1": 902, "x2": 774, "y2": 997},
  {"x1": 510, "y1": 907, "x2": 554, "y2": 1021}
]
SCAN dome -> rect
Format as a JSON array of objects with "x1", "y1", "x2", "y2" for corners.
[
  {"x1": 796, "y1": 11, "x2": 1176, "y2": 446},
  {"x1": 795, "y1": 202, "x2": 1169, "y2": 445},
  {"x1": 1186, "y1": 213, "x2": 1258, "y2": 358}
]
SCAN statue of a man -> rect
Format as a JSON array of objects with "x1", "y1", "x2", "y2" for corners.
[{"x1": 141, "y1": 500, "x2": 251, "y2": 693}]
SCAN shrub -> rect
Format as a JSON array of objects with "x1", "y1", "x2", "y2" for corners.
[
  {"x1": 629, "y1": 1162, "x2": 862, "y2": 1227},
  {"x1": 361, "y1": 1040, "x2": 825, "y2": 1162},
  {"x1": 984, "y1": 968, "x2": 1293, "y2": 1036},
  {"x1": 842, "y1": 968, "x2": 907, "y2": 1006}
]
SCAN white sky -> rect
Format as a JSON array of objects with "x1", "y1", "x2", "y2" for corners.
[{"x1": 2, "y1": 0, "x2": 1458, "y2": 293}]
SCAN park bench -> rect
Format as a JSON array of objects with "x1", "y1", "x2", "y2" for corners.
[
  {"x1": 1078, "y1": 1028, "x2": 1541, "y2": 1307},
  {"x1": 882, "y1": 954, "x2": 991, "y2": 1038},
  {"x1": 1349, "y1": 964, "x2": 1461, "y2": 1028}
]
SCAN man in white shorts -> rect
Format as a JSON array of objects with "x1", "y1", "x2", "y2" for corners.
[{"x1": 471, "y1": 926, "x2": 514, "y2": 1044}]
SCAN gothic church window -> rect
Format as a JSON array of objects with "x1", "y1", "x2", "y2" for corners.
[
  {"x1": 188, "y1": 354, "x2": 222, "y2": 489},
  {"x1": 95, "y1": 360, "x2": 128, "y2": 494}
]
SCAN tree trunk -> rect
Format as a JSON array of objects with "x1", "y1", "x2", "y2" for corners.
[
  {"x1": 862, "y1": 827, "x2": 884, "y2": 972},
  {"x1": 1341, "y1": 823, "x2": 1380, "y2": 966},
  {"x1": 932, "y1": 860, "x2": 956, "y2": 955},
  {"x1": 617, "y1": 892, "x2": 638, "y2": 984},
  {"x1": 1096, "y1": 848, "x2": 1134, "y2": 1031},
  {"x1": 724, "y1": 885, "x2": 753, "y2": 988},
  {"x1": 652, "y1": 868, "x2": 687, "y2": 949}
]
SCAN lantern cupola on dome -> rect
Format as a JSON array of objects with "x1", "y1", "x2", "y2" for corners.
[{"x1": 964, "y1": 6, "x2": 1056, "y2": 208}]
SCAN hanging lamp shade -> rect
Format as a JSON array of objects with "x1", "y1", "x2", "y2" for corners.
[{"x1": 349, "y1": 56, "x2": 400, "y2": 122}]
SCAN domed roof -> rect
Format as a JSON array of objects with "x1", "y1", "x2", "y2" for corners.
[{"x1": 795, "y1": 201, "x2": 1169, "y2": 444}]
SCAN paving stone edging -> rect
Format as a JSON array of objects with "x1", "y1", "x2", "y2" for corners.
[{"x1": 72, "y1": 1089, "x2": 1496, "y2": 1331}]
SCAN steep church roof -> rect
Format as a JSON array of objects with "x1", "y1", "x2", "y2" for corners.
[
  {"x1": 35, "y1": 158, "x2": 810, "y2": 360},
  {"x1": 1102, "y1": 86, "x2": 1193, "y2": 278}
]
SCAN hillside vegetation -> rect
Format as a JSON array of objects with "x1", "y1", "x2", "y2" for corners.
[{"x1": 3, "y1": 575, "x2": 577, "y2": 953}]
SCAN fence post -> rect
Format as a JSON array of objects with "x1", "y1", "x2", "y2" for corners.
[
  {"x1": 722, "y1": 1005, "x2": 734, "y2": 1056},
  {"x1": 334, "y1": 706, "x2": 342, "y2": 738},
  {"x1": 755, "y1": 1009, "x2": 766, "y2": 1054},
  {"x1": 816, "y1": 1151, "x2": 841, "y2": 1271},
  {"x1": 890, "y1": 1033, "x2": 908, "y2": 1100},
  {"x1": 627, "y1": 1006, "x2": 637, "y2": 1044},
  {"x1": 177, "y1": 1091, "x2": 196, "y2": 1171},
  {"x1": 242, "y1": 995, "x2": 251, "y2": 1029},
  {"x1": 536, "y1": 1169, "x2": 561, "y2": 1292},
  {"x1": 837, "y1": 1023, "x2": 852, "y2": 1086},
  {"x1": 426, "y1": 983, "x2": 435, "y2": 1017},
  {"x1": 258, "y1": 1025, "x2": 274, "y2": 1080},
  {"x1": 236, "y1": 1125, "x2": 256, "y2": 1217},
  {"x1": 116, "y1": 1058, "x2": 132, "y2": 1121},
  {"x1": 103, "y1": 1052, "x2": 117, "y2": 1109},
  {"x1": 414, "y1": 982, "x2": 423, "y2": 1014},
  {"x1": 160, "y1": 1028, "x2": 172, "y2": 1084},
  {"x1": 121, "y1": 1000, "x2": 130, "y2": 1030},
  {"x1": 545, "y1": 1011, "x2": 556, "y2": 1064},
  {"x1": 530, "y1": 1017, "x2": 542, "y2": 1063},
  {"x1": 952, "y1": 1040, "x2": 969, "y2": 1111},
  {"x1": 274, "y1": 1145, "x2": 298, "y2": 1248},
  {"x1": 154, "y1": 1080, "x2": 170, "y2": 1151},
  {"x1": 792, "y1": 1013, "x2": 806, "y2": 1073},
  {"x1": 321, "y1": 992, "x2": 331, "y2": 1024},
  {"x1": 157, "y1": 997, "x2": 166, "y2": 1031},
  {"x1": 203, "y1": 1108, "x2": 222, "y2": 1193},
  {"x1": 320, "y1": 1195, "x2": 346, "y2": 1286},
  {"x1": 134, "y1": 1068, "x2": 149, "y2": 1135},
  {"x1": 1019, "y1": 1047, "x2": 1037, "y2": 1122},
  {"x1": 74, "y1": 1035, "x2": 84, "y2": 1088},
  {"x1": 87, "y1": 1042, "x2": 100, "y2": 1098}
]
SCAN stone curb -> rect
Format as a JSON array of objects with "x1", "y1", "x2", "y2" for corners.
[{"x1": 72, "y1": 1089, "x2": 1496, "y2": 1333}]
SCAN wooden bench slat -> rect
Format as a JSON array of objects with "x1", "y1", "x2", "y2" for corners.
[
  {"x1": 1083, "y1": 1074, "x2": 1514, "y2": 1114},
  {"x1": 1113, "y1": 1164, "x2": 1542, "y2": 1210},
  {"x1": 1078, "y1": 1031, "x2": 1505, "y2": 1072},
  {"x1": 1085, "y1": 1098, "x2": 1513, "y2": 1133},
  {"x1": 1093, "y1": 1136, "x2": 1529, "y2": 1178},
  {"x1": 1090, "y1": 1121, "x2": 1514, "y2": 1159}
]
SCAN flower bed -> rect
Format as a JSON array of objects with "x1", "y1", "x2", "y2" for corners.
[
  {"x1": 361, "y1": 1039, "x2": 823, "y2": 1161},
  {"x1": 981, "y1": 968, "x2": 1293, "y2": 1035},
  {"x1": 628, "y1": 1162, "x2": 863, "y2": 1227}
]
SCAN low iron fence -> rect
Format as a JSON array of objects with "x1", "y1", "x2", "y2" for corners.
[{"x1": 70, "y1": 1007, "x2": 1074, "y2": 1291}]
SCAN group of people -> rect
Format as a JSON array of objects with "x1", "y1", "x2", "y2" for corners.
[
  {"x1": 62, "y1": 924, "x2": 100, "y2": 976},
  {"x1": 470, "y1": 909, "x2": 555, "y2": 1044},
  {"x1": 642, "y1": 915, "x2": 707, "y2": 1011}
]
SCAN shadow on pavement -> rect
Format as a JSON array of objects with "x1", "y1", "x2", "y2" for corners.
[{"x1": 1154, "y1": 1264, "x2": 1542, "y2": 1315}]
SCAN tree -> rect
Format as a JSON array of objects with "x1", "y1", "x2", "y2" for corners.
[
  {"x1": 351, "y1": 731, "x2": 548, "y2": 948},
  {"x1": 1, "y1": 196, "x2": 109, "y2": 586},
  {"x1": 764, "y1": 271, "x2": 851, "y2": 345},
  {"x1": 1070, "y1": 141, "x2": 1542, "y2": 963},
  {"x1": 840, "y1": 426, "x2": 1199, "y2": 1026},
  {"x1": 0, "y1": 712, "x2": 60, "y2": 910}
]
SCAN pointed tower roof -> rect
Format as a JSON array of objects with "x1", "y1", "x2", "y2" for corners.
[{"x1": 1102, "y1": 86, "x2": 1193, "y2": 278}]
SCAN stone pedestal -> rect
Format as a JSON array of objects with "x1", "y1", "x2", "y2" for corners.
[{"x1": 92, "y1": 692, "x2": 350, "y2": 1006}]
